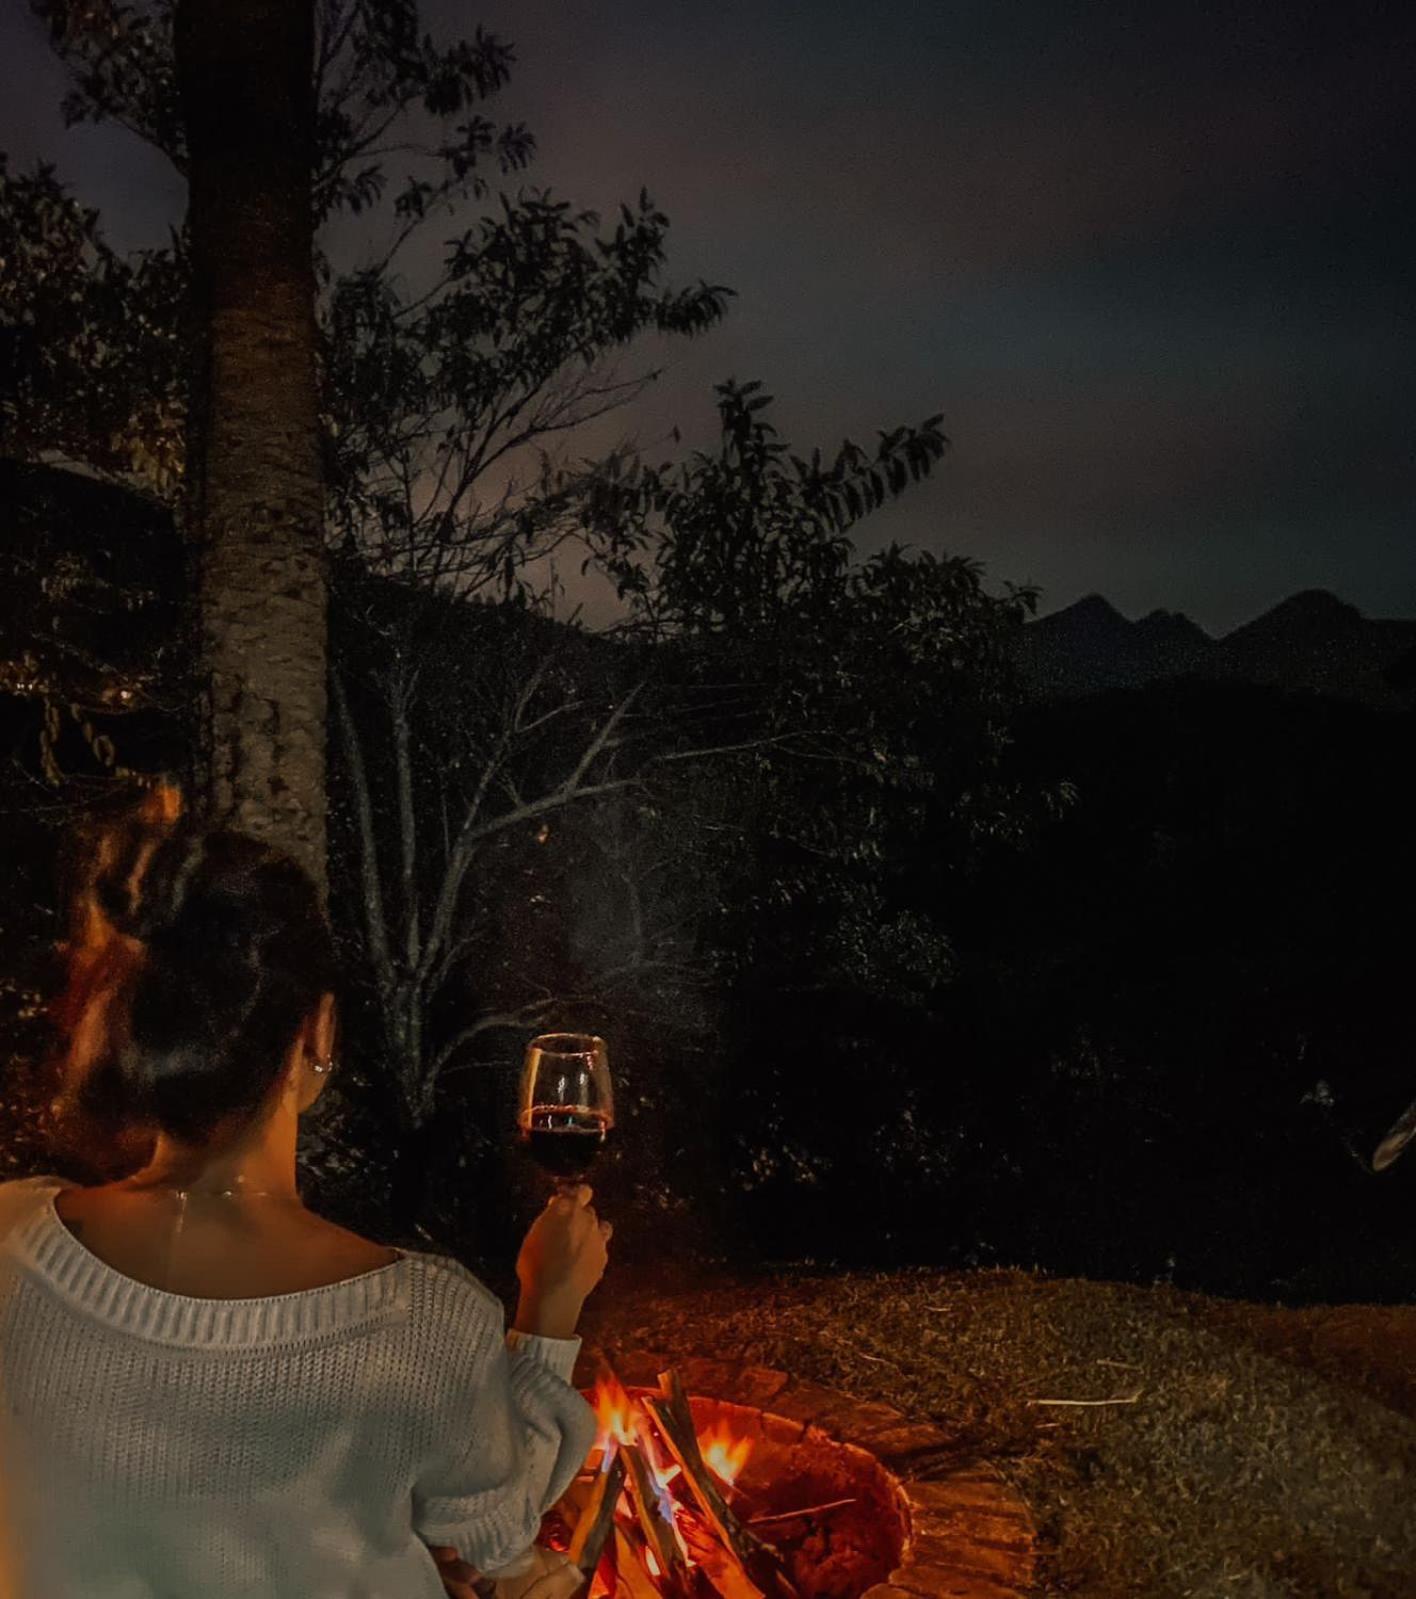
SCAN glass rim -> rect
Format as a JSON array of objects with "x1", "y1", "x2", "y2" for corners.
[{"x1": 526, "y1": 1031, "x2": 606, "y2": 1054}]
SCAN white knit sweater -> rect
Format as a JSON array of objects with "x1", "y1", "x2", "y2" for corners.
[{"x1": 0, "y1": 1175, "x2": 596, "y2": 1597}]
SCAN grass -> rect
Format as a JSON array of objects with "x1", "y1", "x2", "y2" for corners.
[{"x1": 582, "y1": 1267, "x2": 1416, "y2": 1597}]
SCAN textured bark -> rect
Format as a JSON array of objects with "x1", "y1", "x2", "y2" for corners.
[{"x1": 176, "y1": 0, "x2": 325, "y2": 887}]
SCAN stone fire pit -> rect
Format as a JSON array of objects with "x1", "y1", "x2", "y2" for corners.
[{"x1": 577, "y1": 1351, "x2": 1037, "y2": 1599}]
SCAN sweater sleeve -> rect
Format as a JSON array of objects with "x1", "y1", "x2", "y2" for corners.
[{"x1": 412, "y1": 1322, "x2": 596, "y2": 1574}]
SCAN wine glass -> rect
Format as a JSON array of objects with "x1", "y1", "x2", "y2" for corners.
[{"x1": 517, "y1": 1033, "x2": 614, "y2": 1188}]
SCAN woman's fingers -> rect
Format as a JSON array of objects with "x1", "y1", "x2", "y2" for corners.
[
  {"x1": 430, "y1": 1546, "x2": 478, "y2": 1577},
  {"x1": 490, "y1": 1547, "x2": 582, "y2": 1599},
  {"x1": 428, "y1": 1545, "x2": 482, "y2": 1597},
  {"x1": 518, "y1": 1555, "x2": 584, "y2": 1599}
]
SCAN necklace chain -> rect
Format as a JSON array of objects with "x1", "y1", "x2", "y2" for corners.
[{"x1": 118, "y1": 1180, "x2": 295, "y2": 1202}]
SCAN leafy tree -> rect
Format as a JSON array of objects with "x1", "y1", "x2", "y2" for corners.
[
  {"x1": 321, "y1": 379, "x2": 968, "y2": 1227},
  {"x1": 575, "y1": 384, "x2": 1048, "y2": 1230},
  {"x1": 0, "y1": 158, "x2": 184, "y2": 491},
  {"x1": 0, "y1": 462, "x2": 187, "y2": 1185},
  {"x1": 0, "y1": 461, "x2": 184, "y2": 775},
  {"x1": 2, "y1": 1, "x2": 1038, "y2": 1251}
]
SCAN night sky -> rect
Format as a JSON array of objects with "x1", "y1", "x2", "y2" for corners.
[{"x1": 3, "y1": 0, "x2": 1413, "y2": 631}]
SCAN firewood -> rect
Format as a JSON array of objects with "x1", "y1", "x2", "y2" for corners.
[
  {"x1": 644, "y1": 1373, "x2": 798, "y2": 1599},
  {"x1": 613, "y1": 1525, "x2": 667, "y2": 1599},
  {"x1": 621, "y1": 1441, "x2": 693, "y2": 1599},
  {"x1": 553, "y1": 1473, "x2": 596, "y2": 1541},
  {"x1": 586, "y1": 1512, "x2": 619, "y2": 1599},
  {"x1": 679, "y1": 1517, "x2": 766, "y2": 1599},
  {"x1": 568, "y1": 1449, "x2": 628, "y2": 1581},
  {"x1": 746, "y1": 1497, "x2": 856, "y2": 1527}
]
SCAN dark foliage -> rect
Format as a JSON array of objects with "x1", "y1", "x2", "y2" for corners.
[
  {"x1": 3, "y1": 465, "x2": 1413, "y2": 1300},
  {"x1": 4, "y1": 4, "x2": 1410, "y2": 1304},
  {"x1": 727, "y1": 678, "x2": 1416, "y2": 1303},
  {"x1": 0, "y1": 461, "x2": 188, "y2": 1182}
]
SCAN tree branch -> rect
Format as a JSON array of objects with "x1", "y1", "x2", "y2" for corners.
[
  {"x1": 331, "y1": 670, "x2": 394, "y2": 990},
  {"x1": 416, "y1": 659, "x2": 553, "y2": 988},
  {"x1": 391, "y1": 671, "x2": 422, "y2": 971},
  {"x1": 434, "y1": 998, "x2": 561, "y2": 1076},
  {"x1": 563, "y1": 682, "x2": 644, "y2": 793}
]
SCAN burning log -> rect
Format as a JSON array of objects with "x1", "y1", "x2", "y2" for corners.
[
  {"x1": 621, "y1": 1442, "x2": 693, "y2": 1599},
  {"x1": 568, "y1": 1449, "x2": 629, "y2": 1582},
  {"x1": 642, "y1": 1372, "x2": 799, "y2": 1599},
  {"x1": 679, "y1": 1518, "x2": 765, "y2": 1599},
  {"x1": 612, "y1": 1526, "x2": 665, "y2": 1599}
]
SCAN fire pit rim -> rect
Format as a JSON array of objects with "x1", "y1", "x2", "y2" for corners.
[{"x1": 576, "y1": 1349, "x2": 1037, "y2": 1599}]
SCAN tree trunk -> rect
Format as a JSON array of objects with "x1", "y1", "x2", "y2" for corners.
[{"x1": 175, "y1": 0, "x2": 326, "y2": 888}]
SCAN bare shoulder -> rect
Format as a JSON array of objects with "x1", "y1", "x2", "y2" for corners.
[
  {"x1": 293, "y1": 1209, "x2": 401, "y2": 1273},
  {"x1": 54, "y1": 1184, "x2": 400, "y2": 1291}
]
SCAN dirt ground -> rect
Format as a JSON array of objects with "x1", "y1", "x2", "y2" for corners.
[{"x1": 582, "y1": 1269, "x2": 1416, "y2": 1598}]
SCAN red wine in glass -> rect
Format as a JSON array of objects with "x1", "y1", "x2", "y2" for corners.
[
  {"x1": 522, "y1": 1107, "x2": 611, "y2": 1179},
  {"x1": 518, "y1": 1034, "x2": 613, "y2": 1189}
]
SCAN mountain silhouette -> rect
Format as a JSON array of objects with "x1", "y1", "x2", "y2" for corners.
[
  {"x1": 1019, "y1": 594, "x2": 1212, "y2": 697},
  {"x1": 1017, "y1": 589, "x2": 1416, "y2": 704}
]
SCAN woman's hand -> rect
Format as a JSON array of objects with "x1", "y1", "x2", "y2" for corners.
[
  {"x1": 514, "y1": 1184, "x2": 611, "y2": 1340},
  {"x1": 427, "y1": 1544, "x2": 481, "y2": 1599},
  {"x1": 494, "y1": 1547, "x2": 584, "y2": 1599}
]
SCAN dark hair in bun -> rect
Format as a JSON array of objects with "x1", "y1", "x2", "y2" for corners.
[{"x1": 58, "y1": 810, "x2": 337, "y2": 1149}]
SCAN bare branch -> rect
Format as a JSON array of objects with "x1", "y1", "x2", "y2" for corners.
[
  {"x1": 563, "y1": 682, "x2": 644, "y2": 793},
  {"x1": 417, "y1": 658, "x2": 555, "y2": 986},
  {"x1": 648, "y1": 733, "x2": 800, "y2": 766},
  {"x1": 331, "y1": 670, "x2": 394, "y2": 989},
  {"x1": 465, "y1": 776, "x2": 642, "y2": 845},
  {"x1": 434, "y1": 999, "x2": 561, "y2": 1075},
  {"x1": 392, "y1": 673, "x2": 422, "y2": 971},
  {"x1": 421, "y1": 929, "x2": 482, "y2": 998},
  {"x1": 434, "y1": 955, "x2": 691, "y2": 1077}
]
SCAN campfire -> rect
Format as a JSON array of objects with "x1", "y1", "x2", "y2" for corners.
[
  {"x1": 541, "y1": 1356, "x2": 1040, "y2": 1599},
  {"x1": 545, "y1": 1368, "x2": 830, "y2": 1599}
]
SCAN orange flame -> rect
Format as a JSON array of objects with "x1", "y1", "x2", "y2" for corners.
[
  {"x1": 699, "y1": 1420, "x2": 753, "y2": 1487},
  {"x1": 143, "y1": 782, "x2": 184, "y2": 826},
  {"x1": 591, "y1": 1372, "x2": 638, "y2": 1461}
]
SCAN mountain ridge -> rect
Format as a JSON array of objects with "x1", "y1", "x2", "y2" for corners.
[{"x1": 1017, "y1": 589, "x2": 1416, "y2": 703}]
